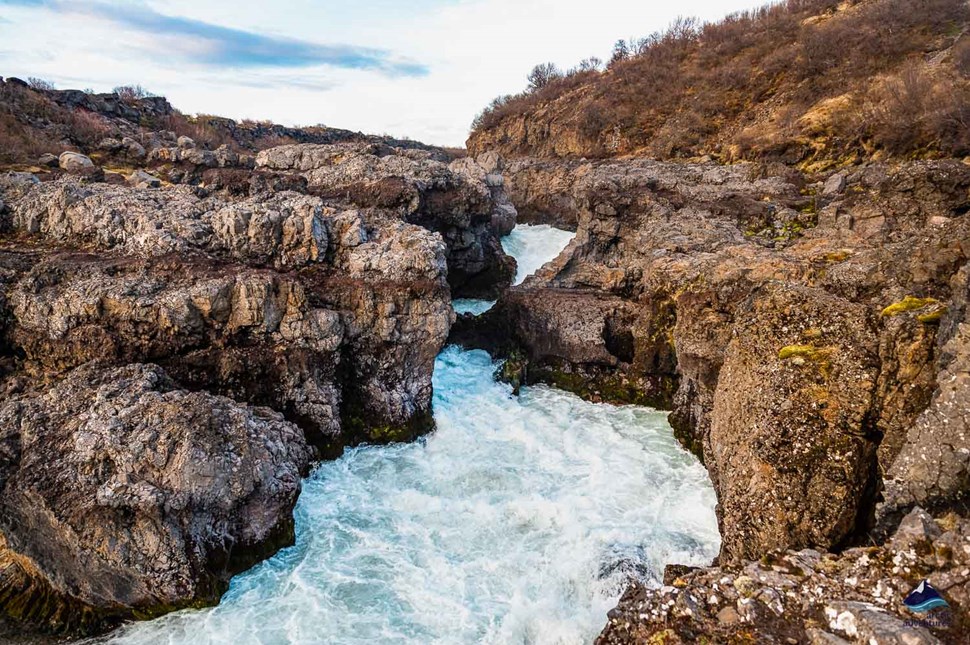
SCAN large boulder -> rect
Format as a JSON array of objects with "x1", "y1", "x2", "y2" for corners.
[
  {"x1": 0, "y1": 363, "x2": 312, "y2": 634},
  {"x1": 57, "y1": 151, "x2": 94, "y2": 173},
  {"x1": 256, "y1": 143, "x2": 517, "y2": 298}
]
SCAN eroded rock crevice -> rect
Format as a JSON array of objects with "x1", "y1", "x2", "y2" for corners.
[
  {"x1": 452, "y1": 155, "x2": 970, "y2": 641},
  {"x1": 0, "y1": 141, "x2": 519, "y2": 636}
]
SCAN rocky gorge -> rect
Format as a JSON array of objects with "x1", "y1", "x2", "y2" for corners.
[
  {"x1": 0, "y1": 127, "x2": 519, "y2": 637},
  {"x1": 452, "y1": 156, "x2": 970, "y2": 642},
  {"x1": 1, "y1": 12, "x2": 970, "y2": 638}
]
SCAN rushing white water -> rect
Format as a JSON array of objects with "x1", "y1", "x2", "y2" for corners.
[
  {"x1": 502, "y1": 224, "x2": 575, "y2": 287},
  {"x1": 452, "y1": 223, "x2": 575, "y2": 316},
  {"x1": 97, "y1": 224, "x2": 719, "y2": 645}
]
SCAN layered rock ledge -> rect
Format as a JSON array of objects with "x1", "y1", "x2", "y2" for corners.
[
  {"x1": 0, "y1": 142, "x2": 516, "y2": 635},
  {"x1": 451, "y1": 155, "x2": 970, "y2": 641}
]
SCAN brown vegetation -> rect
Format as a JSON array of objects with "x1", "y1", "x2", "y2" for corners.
[
  {"x1": 0, "y1": 81, "x2": 110, "y2": 164},
  {"x1": 468, "y1": 0, "x2": 970, "y2": 167}
]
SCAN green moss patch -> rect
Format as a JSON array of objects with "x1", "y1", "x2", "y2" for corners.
[
  {"x1": 880, "y1": 296, "x2": 938, "y2": 318},
  {"x1": 778, "y1": 344, "x2": 835, "y2": 378}
]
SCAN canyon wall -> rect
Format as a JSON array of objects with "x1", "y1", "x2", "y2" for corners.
[
  {"x1": 0, "y1": 142, "x2": 516, "y2": 635},
  {"x1": 452, "y1": 155, "x2": 970, "y2": 642}
]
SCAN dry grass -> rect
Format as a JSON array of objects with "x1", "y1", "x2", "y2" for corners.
[{"x1": 469, "y1": 0, "x2": 970, "y2": 163}]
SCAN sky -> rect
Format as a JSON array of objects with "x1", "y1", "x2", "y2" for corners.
[{"x1": 0, "y1": 0, "x2": 767, "y2": 146}]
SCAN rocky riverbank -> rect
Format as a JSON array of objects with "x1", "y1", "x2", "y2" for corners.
[
  {"x1": 0, "y1": 139, "x2": 517, "y2": 636},
  {"x1": 451, "y1": 155, "x2": 970, "y2": 642}
]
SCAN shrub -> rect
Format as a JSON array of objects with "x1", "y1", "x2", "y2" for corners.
[
  {"x1": 468, "y1": 0, "x2": 970, "y2": 163},
  {"x1": 0, "y1": 113, "x2": 61, "y2": 164},
  {"x1": 113, "y1": 85, "x2": 154, "y2": 102},
  {"x1": 27, "y1": 77, "x2": 55, "y2": 91},
  {"x1": 66, "y1": 109, "x2": 111, "y2": 146},
  {"x1": 527, "y1": 63, "x2": 562, "y2": 91}
]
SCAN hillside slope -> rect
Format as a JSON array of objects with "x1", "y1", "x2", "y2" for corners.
[
  {"x1": 467, "y1": 0, "x2": 970, "y2": 170},
  {"x1": 0, "y1": 77, "x2": 446, "y2": 167}
]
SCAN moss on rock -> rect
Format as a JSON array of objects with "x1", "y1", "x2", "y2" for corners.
[{"x1": 880, "y1": 295, "x2": 938, "y2": 317}]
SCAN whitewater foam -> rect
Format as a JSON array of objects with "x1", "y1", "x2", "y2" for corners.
[
  {"x1": 452, "y1": 223, "x2": 575, "y2": 316},
  {"x1": 96, "y1": 223, "x2": 719, "y2": 645}
]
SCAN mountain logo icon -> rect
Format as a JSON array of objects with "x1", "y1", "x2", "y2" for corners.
[{"x1": 903, "y1": 580, "x2": 949, "y2": 613}]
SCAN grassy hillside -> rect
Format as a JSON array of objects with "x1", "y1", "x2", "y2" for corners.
[{"x1": 467, "y1": 0, "x2": 970, "y2": 170}]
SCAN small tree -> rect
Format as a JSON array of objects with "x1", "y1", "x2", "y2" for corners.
[
  {"x1": 578, "y1": 57, "x2": 603, "y2": 72},
  {"x1": 610, "y1": 40, "x2": 630, "y2": 66},
  {"x1": 27, "y1": 77, "x2": 55, "y2": 91},
  {"x1": 113, "y1": 84, "x2": 153, "y2": 102},
  {"x1": 527, "y1": 62, "x2": 562, "y2": 91}
]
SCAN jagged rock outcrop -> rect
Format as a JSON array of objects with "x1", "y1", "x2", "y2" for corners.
[
  {"x1": 879, "y1": 265, "x2": 970, "y2": 532},
  {"x1": 454, "y1": 157, "x2": 970, "y2": 567},
  {"x1": 0, "y1": 363, "x2": 312, "y2": 634},
  {"x1": 597, "y1": 508, "x2": 968, "y2": 644},
  {"x1": 0, "y1": 176, "x2": 454, "y2": 449},
  {"x1": 0, "y1": 147, "x2": 494, "y2": 633},
  {"x1": 255, "y1": 143, "x2": 516, "y2": 298}
]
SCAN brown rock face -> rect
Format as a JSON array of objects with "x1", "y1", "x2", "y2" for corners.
[
  {"x1": 0, "y1": 363, "x2": 312, "y2": 634},
  {"x1": 255, "y1": 143, "x2": 516, "y2": 298},
  {"x1": 710, "y1": 284, "x2": 881, "y2": 561},
  {"x1": 455, "y1": 157, "x2": 970, "y2": 565},
  {"x1": 0, "y1": 138, "x2": 522, "y2": 634}
]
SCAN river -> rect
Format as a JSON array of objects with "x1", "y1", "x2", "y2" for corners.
[{"x1": 100, "y1": 224, "x2": 719, "y2": 645}]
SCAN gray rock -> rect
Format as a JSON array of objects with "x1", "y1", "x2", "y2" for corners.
[
  {"x1": 97, "y1": 137, "x2": 122, "y2": 152},
  {"x1": 822, "y1": 172, "x2": 847, "y2": 196},
  {"x1": 57, "y1": 151, "x2": 94, "y2": 172},
  {"x1": 122, "y1": 136, "x2": 146, "y2": 160},
  {"x1": 127, "y1": 169, "x2": 160, "y2": 189},
  {"x1": 0, "y1": 362, "x2": 312, "y2": 633},
  {"x1": 824, "y1": 601, "x2": 941, "y2": 644},
  {"x1": 37, "y1": 153, "x2": 59, "y2": 167},
  {"x1": 256, "y1": 142, "x2": 517, "y2": 297},
  {"x1": 598, "y1": 510, "x2": 967, "y2": 643},
  {"x1": 177, "y1": 135, "x2": 196, "y2": 149}
]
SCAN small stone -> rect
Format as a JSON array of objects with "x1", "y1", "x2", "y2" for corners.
[
  {"x1": 58, "y1": 151, "x2": 94, "y2": 172},
  {"x1": 97, "y1": 137, "x2": 122, "y2": 152},
  {"x1": 716, "y1": 605, "x2": 739, "y2": 625},
  {"x1": 822, "y1": 172, "x2": 846, "y2": 197},
  {"x1": 128, "y1": 169, "x2": 161, "y2": 189},
  {"x1": 734, "y1": 575, "x2": 758, "y2": 598},
  {"x1": 37, "y1": 153, "x2": 59, "y2": 167}
]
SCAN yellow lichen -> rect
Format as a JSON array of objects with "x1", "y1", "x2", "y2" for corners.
[
  {"x1": 822, "y1": 250, "x2": 851, "y2": 264},
  {"x1": 880, "y1": 296, "x2": 938, "y2": 318},
  {"x1": 779, "y1": 344, "x2": 820, "y2": 360},
  {"x1": 779, "y1": 344, "x2": 835, "y2": 378},
  {"x1": 917, "y1": 308, "x2": 947, "y2": 324}
]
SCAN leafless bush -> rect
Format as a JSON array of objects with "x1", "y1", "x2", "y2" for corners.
[
  {"x1": 527, "y1": 63, "x2": 562, "y2": 91},
  {"x1": 113, "y1": 85, "x2": 154, "y2": 103},
  {"x1": 27, "y1": 77, "x2": 55, "y2": 91},
  {"x1": 66, "y1": 109, "x2": 111, "y2": 146},
  {"x1": 0, "y1": 111, "x2": 69, "y2": 164}
]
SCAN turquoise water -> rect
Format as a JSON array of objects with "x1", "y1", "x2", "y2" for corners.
[
  {"x1": 99, "y1": 225, "x2": 719, "y2": 645},
  {"x1": 452, "y1": 223, "x2": 575, "y2": 316}
]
